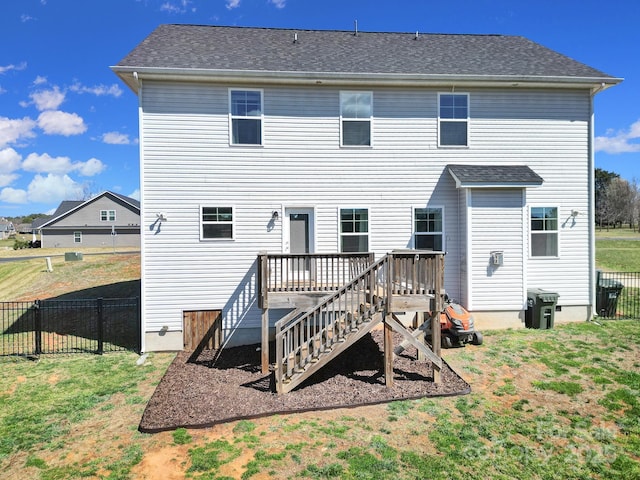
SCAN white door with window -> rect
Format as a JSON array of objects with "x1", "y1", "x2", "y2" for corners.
[{"x1": 284, "y1": 208, "x2": 314, "y2": 276}]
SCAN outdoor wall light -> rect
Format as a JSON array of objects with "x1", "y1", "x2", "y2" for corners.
[
  {"x1": 156, "y1": 212, "x2": 167, "y2": 222},
  {"x1": 272, "y1": 210, "x2": 279, "y2": 220}
]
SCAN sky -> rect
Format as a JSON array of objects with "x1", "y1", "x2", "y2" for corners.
[{"x1": 1, "y1": 0, "x2": 639, "y2": 217}]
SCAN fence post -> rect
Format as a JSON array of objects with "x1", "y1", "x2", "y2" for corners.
[
  {"x1": 97, "y1": 298, "x2": 104, "y2": 354},
  {"x1": 34, "y1": 300, "x2": 42, "y2": 355}
]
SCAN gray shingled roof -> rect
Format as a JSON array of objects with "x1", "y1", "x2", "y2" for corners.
[
  {"x1": 447, "y1": 164, "x2": 544, "y2": 188},
  {"x1": 113, "y1": 24, "x2": 619, "y2": 88}
]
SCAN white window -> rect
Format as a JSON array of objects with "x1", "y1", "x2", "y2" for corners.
[
  {"x1": 438, "y1": 93, "x2": 469, "y2": 147},
  {"x1": 74, "y1": 231, "x2": 82, "y2": 244},
  {"x1": 340, "y1": 208, "x2": 368, "y2": 252},
  {"x1": 531, "y1": 207, "x2": 558, "y2": 257},
  {"x1": 201, "y1": 206, "x2": 233, "y2": 240},
  {"x1": 100, "y1": 210, "x2": 116, "y2": 221},
  {"x1": 414, "y1": 207, "x2": 444, "y2": 250},
  {"x1": 340, "y1": 91, "x2": 372, "y2": 146},
  {"x1": 230, "y1": 89, "x2": 263, "y2": 145}
]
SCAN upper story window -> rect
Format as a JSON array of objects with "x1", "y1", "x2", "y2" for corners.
[
  {"x1": 438, "y1": 93, "x2": 469, "y2": 147},
  {"x1": 340, "y1": 208, "x2": 369, "y2": 252},
  {"x1": 531, "y1": 207, "x2": 558, "y2": 257},
  {"x1": 230, "y1": 89, "x2": 263, "y2": 145},
  {"x1": 201, "y1": 206, "x2": 234, "y2": 240},
  {"x1": 414, "y1": 207, "x2": 444, "y2": 250},
  {"x1": 340, "y1": 91, "x2": 372, "y2": 146},
  {"x1": 100, "y1": 210, "x2": 116, "y2": 221}
]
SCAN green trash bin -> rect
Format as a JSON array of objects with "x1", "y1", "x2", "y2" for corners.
[
  {"x1": 526, "y1": 288, "x2": 559, "y2": 329},
  {"x1": 596, "y1": 270, "x2": 624, "y2": 318}
]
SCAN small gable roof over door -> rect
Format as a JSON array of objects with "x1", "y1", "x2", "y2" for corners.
[{"x1": 447, "y1": 164, "x2": 544, "y2": 189}]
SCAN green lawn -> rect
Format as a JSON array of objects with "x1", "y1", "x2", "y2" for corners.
[{"x1": 2, "y1": 321, "x2": 639, "y2": 479}]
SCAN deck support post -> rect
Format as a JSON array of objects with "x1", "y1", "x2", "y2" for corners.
[
  {"x1": 261, "y1": 308, "x2": 269, "y2": 374},
  {"x1": 383, "y1": 312, "x2": 394, "y2": 387}
]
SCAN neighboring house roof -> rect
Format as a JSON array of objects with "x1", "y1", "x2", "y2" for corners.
[
  {"x1": 38, "y1": 192, "x2": 140, "y2": 229},
  {"x1": 113, "y1": 24, "x2": 621, "y2": 92},
  {"x1": 447, "y1": 164, "x2": 544, "y2": 188}
]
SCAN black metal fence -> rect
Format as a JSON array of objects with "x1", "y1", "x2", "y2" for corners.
[
  {"x1": 596, "y1": 271, "x2": 640, "y2": 319},
  {"x1": 0, "y1": 297, "x2": 141, "y2": 356}
]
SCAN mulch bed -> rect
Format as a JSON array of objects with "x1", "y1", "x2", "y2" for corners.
[{"x1": 139, "y1": 330, "x2": 471, "y2": 432}]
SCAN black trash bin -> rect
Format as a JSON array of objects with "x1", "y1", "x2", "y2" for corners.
[
  {"x1": 526, "y1": 288, "x2": 559, "y2": 329},
  {"x1": 596, "y1": 270, "x2": 624, "y2": 318}
]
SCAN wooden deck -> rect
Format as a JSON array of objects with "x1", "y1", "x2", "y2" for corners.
[{"x1": 258, "y1": 250, "x2": 445, "y2": 393}]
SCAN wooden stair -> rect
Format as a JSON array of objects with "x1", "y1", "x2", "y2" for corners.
[{"x1": 273, "y1": 252, "x2": 444, "y2": 394}]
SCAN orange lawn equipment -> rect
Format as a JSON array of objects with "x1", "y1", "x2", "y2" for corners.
[{"x1": 438, "y1": 297, "x2": 483, "y2": 348}]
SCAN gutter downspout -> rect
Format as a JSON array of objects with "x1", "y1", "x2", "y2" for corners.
[
  {"x1": 588, "y1": 87, "x2": 597, "y2": 320},
  {"x1": 133, "y1": 71, "x2": 148, "y2": 353}
]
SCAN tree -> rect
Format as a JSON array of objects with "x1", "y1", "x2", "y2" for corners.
[
  {"x1": 602, "y1": 177, "x2": 637, "y2": 229},
  {"x1": 595, "y1": 168, "x2": 619, "y2": 227}
]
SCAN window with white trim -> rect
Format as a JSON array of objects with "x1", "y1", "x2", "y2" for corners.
[
  {"x1": 201, "y1": 207, "x2": 234, "y2": 240},
  {"x1": 414, "y1": 207, "x2": 444, "y2": 250},
  {"x1": 100, "y1": 209, "x2": 116, "y2": 221},
  {"x1": 340, "y1": 91, "x2": 372, "y2": 146},
  {"x1": 230, "y1": 89, "x2": 263, "y2": 145},
  {"x1": 438, "y1": 93, "x2": 468, "y2": 147},
  {"x1": 340, "y1": 208, "x2": 369, "y2": 252},
  {"x1": 531, "y1": 207, "x2": 558, "y2": 257},
  {"x1": 74, "y1": 231, "x2": 82, "y2": 244}
]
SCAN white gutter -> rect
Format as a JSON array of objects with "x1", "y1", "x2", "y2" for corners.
[{"x1": 111, "y1": 66, "x2": 622, "y2": 93}]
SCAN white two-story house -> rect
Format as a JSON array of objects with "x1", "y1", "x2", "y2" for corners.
[{"x1": 113, "y1": 25, "x2": 620, "y2": 354}]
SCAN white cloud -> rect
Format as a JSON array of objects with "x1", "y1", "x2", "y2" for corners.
[
  {"x1": 21, "y1": 14, "x2": 35, "y2": 22},
  {"x1": 0, "y1": 62, "x2": 27, "y2": 74},
  {"x1": 0, "y1": 147, "x2": 22, "y2": 173},
  {"x1": 160, "y1": 0, "x2": 194, "y2": 14},
  {"x1": 0, "y1": 174, "x2": 19, "y2": 188},
  {"x1": 0, "y1": 116, "x2": 37, "y2": 148},
  {"x1": 34, "y1": 76, "x2": 47, "y2": 85},
  {"x1": 27, "y1": 173, "x2": 84, "y2": 204},
  {"x1": 23, "y1": 152, "x2": 74, "y2": 175},
  {"x1": 128, "y1": 189, "x2": 140, "y2": 201},
  {"x1": 76, "y1": 157, "x2": 105, "y2": 176},
  {"x1": 226, "y1": 0, "x2": 241, "y2": 9},
  {"x1": 22, "y1": 152, "x2": 105, "y2": 177},
  {"x1": 37, "y1": 110, "x2": 87, "y2": 136},
  {"x1": 102, "y1": 131, "x2": 132, "y2": 145},
  {"x1": 30, "y1": 86, "x2": 65, "y2": 111},
  {"x1": 595, "y1": 119, "x2": 640, "y2": 154},
  {"x1": 0, "y1": 187, "x2": 28, "y2": 204},
  {"x1": 269, "y1": 0, "x2": 286, "y2": 8},
  {"x1": 69, "y1": 82, "x2": 123, "y2": 98}
]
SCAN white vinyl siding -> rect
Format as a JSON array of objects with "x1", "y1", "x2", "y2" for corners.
[
  {"x1": 138, "y1": 82, "x2": 592, "y2": 344},
  {"x1": 468, "y1": 189, "x2": 525, "y2": 311}
]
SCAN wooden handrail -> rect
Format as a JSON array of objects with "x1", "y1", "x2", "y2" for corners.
[{"x1": 272, "y1": 250, "x2": 445, "y2": 393}]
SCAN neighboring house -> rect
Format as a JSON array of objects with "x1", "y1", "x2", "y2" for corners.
[
  {"x1": 37, "y1": 191, "x2": 140, "y2": 248},
  {"x1": 112, "y1": 25, "x2": 620, "y2": 353},
  {"x1": 0, "y1": 219, "x2": 15, "y2": 240}
]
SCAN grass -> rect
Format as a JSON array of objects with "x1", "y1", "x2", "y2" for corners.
[{"x1": 2, "y1": 321, "x2": 638, "y2": 479}]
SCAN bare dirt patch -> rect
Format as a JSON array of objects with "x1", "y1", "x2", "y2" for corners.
[{"x1": 139, "y1": 330, "x2": 470, "y2": 432}]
